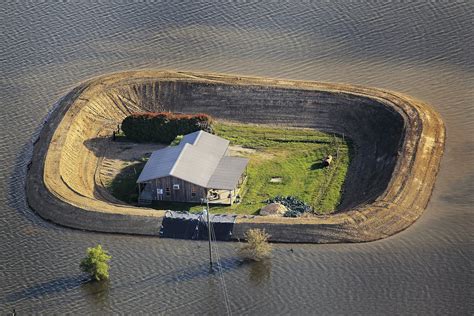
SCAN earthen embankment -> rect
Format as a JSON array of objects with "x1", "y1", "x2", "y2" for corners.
[{"x1": 26, "y1": 70, "x2": 445, "y2": 242}]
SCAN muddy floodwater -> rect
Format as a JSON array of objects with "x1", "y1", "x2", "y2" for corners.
[{"x1": 1, "y1": 2, "x2": 472, "y2": 314}]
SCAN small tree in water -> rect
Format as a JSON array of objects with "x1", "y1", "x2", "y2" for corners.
[
  {"x1": 80, "y1": 245, "x2": 111, "y2": 281},
  {"x1": 238, "y1": 229, "x2": 272, "y2": 261}
]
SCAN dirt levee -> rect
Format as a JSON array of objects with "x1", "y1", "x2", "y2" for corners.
[{"x1": 26, "y1": 71, "x2": 445, "y2": 242}]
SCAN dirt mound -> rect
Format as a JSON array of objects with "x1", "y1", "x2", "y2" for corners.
[{"x1": 260, "y1": 203, "x2": 287, "y2": 216}]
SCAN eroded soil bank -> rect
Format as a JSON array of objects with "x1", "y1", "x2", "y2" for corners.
[{"x1": 26, "y1": 70, "x2": 445, "y2": 243}]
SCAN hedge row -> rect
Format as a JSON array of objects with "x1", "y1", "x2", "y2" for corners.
[{"x1": 121, "y1": 112, "x2": 213, "y2": 143}]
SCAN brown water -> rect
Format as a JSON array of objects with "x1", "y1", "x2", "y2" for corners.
[{"x1": 1, "y1": 2, "x2": 472, "y2": 314}]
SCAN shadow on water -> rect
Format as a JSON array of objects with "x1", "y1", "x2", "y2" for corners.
[
  {"x1": 247, "y1": 260, "x2": 272, "y2": 286},
  {"x1": 80, "y1": 279, "x2": 111, "y2": 308},
  {"x1": 121, "y1": 256, "x2": 271, "y2": 289},
  {"x1": 160, "y1": 257, "x2": 243, "y2": 285},
  {"x1": 158, "y1": 257, "x2": 272, "y2": 287},
  {"x1": 5, "y1": 275, "x2": 89, "y2": 303}
]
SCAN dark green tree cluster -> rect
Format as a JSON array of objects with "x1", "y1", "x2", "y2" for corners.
[{"x1": 121, "y1": 112, "x2": 213, "y2": 143}]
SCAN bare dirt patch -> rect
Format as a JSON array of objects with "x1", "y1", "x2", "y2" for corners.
[
  {"x1": 228, "y1": 145, "x2": 256, "y2": 156},
  {"x1": 269, "y1": 177, "x2": 283, "y2": 183},
  {"x1": 98, "y1": 141, "x2": 164, "y2": 194}
]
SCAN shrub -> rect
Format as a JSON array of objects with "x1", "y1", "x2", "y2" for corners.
[
  {"x1": 170, "y1": 135, "x2": 184, "y2": 146},
  {"x1": 121, "y1": 112, "x2": 213, "y2": 143},
  {"x1": 238, "y1": 229, "x2": 272, "y2": 261},
  {"x1": 80, "y1": 245, "x2": 111, "y2": 281}
]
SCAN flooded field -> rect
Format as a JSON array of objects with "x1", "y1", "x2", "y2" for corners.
[{"x1": 0, "y1": 1, "x2": 472, "y2": 314}]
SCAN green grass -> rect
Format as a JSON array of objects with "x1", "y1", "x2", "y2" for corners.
[
  {"x1": 209, "y1": 122, "x2": 350, "y2": 214},
  {"x1": 108, "y1": 122, "x2": 351, "y2": 215}
]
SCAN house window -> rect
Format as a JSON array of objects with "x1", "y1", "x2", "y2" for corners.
[
  {"x1": 165, "y1": 187, "x2": 171, "y2": 196},
  {"x1": 173, "y1": 184, "x2": 180, "y2": 190},
  {"x1": 191, "y1": 187, "x2": 197, "y2": 197}
]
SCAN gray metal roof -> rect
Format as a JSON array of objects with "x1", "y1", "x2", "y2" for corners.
[
  {"x1": 207, "y1": 156, "x2": 249, "y2": 190},
  {"x1": 137, "y1": 130, "x2": 247, "y2": 190},
  {"x1": 136, "y1": 146, "x2": 182, "y2": 183},
  {"x1": 179, "y1": 130, "x2": 230, "y2": 157}
]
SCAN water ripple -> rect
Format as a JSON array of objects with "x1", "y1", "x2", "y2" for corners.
[{"x1": 0, "y1": 1, "x2": 472, "y2": 314}]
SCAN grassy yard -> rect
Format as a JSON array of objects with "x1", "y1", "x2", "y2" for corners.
[{"x1": 108, "y1": 122, "x2": 351, "y2": 215}]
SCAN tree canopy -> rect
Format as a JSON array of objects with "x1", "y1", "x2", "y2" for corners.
[
  {"x1": 80, "y1": 244, "x2": 111, "y2": 281},
  {"x1": 121, "y1": 112, "x2": 213, "y2": 143}
]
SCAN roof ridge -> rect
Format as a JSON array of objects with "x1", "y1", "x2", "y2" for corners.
[
  {"x1": 169, "y1": 143, "x2": 189, "y2": 176},
  {"x1": 192, "y1": 130, "x2": 204, "y2": 145},
  {"x1": 137, "y1": 130, "x2": 235, "y2": 186}
]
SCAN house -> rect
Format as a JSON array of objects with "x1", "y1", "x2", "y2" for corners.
[{"x1": 136, "y1": 130, "x2": 249, "y2": 205}]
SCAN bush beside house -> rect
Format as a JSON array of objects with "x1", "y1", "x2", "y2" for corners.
[{"x1": 121, "y1": 112, "x2": 213, "y2": 143}]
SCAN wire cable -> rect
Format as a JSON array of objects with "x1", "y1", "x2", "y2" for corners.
[{"x1": 210, "y1": 221, "x2": 232, "y2": 316}]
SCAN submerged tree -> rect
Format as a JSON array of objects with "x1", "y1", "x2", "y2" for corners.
[
  {"x1": 238, "y1": 229, "x2": 272, "y2": 261},
  {"x1": 80, "y1": 244, "x2": 111, "y2": 281}
]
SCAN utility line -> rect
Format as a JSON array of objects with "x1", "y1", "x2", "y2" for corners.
[{"x1": 210, "y1": 222, "x2": 232, "y2": 316}]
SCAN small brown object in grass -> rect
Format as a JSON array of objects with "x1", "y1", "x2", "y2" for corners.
[{"x1": 323, "y1": 155, "x2": 333, "y2": 167}]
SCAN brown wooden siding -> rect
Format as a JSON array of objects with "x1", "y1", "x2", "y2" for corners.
[{"x1": 148, "y1": 176, "x2": 207, "y2": 203}]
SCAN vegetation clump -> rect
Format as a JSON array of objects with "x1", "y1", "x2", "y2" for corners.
[
  {"x1": 265, "y1": 195, "x2": 312, "y2": 217},
  {"x1": 80, "y1": 244, "x2": 111, "y2": 281},
  {"x1": 121, "y1": 112, "x2": 213, "y2": 143},
  {"x1": 238, "y1": 229, "x2": 272, "y2": 261},
  {"x1": 170, "y1": 134, "x2": 184, "y2": 146}
]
